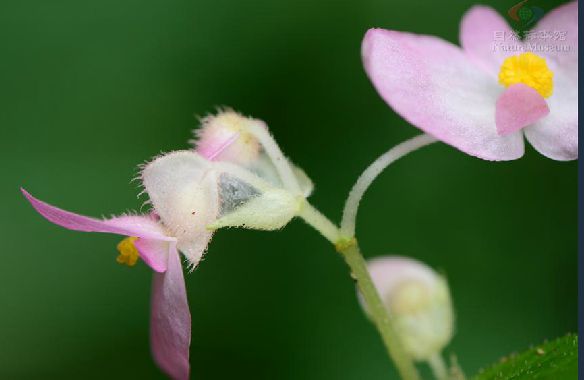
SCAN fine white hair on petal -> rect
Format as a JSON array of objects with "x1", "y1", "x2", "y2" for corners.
[{"x1": 142, "y1": 151, "x2": 219, "y2": 269}]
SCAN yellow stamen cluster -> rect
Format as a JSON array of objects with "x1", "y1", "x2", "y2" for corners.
[
  {"x1": 116, "y1": 237, "x2": 139, "y2": 266},
  {"x1": 498, "y1": 52, "x2": 554, "y2": 98}
]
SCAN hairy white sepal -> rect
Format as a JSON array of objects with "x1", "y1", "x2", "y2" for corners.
[
  {"x1": 209, "y1": 188, "x2": 302, "y2": 231},
  {"x1": 141, "y1": 151, "x2": 219, "y2": 269}
]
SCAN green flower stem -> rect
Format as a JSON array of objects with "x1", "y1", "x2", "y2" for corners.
[
  {"x1": 339, "y1": 242, "x2": 421, "y2": 380},
  {"x1": 298, "y1": 202, "x2": 420, "y2": 380},
  {"x1": 428, "y1": 353, "x2": 449, "y2": 380},
  {"x1": 340, "y1": 133, "x2": 436, "y2": 237},
  {"x1": 297, "y1": 201, "x2": 341, "y2": 244}
]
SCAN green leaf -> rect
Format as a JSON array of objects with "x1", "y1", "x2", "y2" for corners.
[{"x1": 473, "y1": 334, "x2": 578, "y2": 380}]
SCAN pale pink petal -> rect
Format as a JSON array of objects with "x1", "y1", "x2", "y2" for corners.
[
  {"x1": 134, "y1": 239, "x2": 169, "y2": 273},
  {"x1": 362, "y1": 29, "x2": 524, "y2": 161},
  {"x1": 460, "y1": 5, "x2": 521, "y2": 76},
  {"x1": 524, "y1": 69, "x2": 578, "y2": 160},
  {"x1": 22, "y1": 188, "x2": 174, "y2": 241},
  {"x1": 495, "y1": 84, "x2": 549, "y2": 135},
  {"x1": 150, "y1": 245, "x2": 191, "y2": 380},
  {"x1": 522, "y1": 2, "x2": 578, "y2": 161},
  {"x1": 23, "y1": 189, "x2": 176, "y2": 272},
  {"x1": 531, "y1": 1, "x2": 578, "y2": 78}
]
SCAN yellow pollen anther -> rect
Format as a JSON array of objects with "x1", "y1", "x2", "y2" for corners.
[
  {"x1": 498, "y1": 52, "x2": 554, "y2": 98},
  {"x1": 116, "y1": 237, "x2": 139, "y2": 267}
]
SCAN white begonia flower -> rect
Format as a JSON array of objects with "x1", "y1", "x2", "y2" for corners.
[{"x1": 359, "y1": 256, "x2": 454, "y2": 361}]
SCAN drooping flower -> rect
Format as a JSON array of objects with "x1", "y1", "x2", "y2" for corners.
[
  {"x1": 21, "y1": 109, "x2": 313, "y2": 380},
  {"x1": 21, "y1": 148, "x2": 300, "y2": 380},
  {"x1": 362, "y1": 2, "x2": 577, "y2": 161},
  {"x1": 22, "y1": 189, "x2": 192, "y2": 380},
  {"x1": 359, "y1": 256, "x2": 453, "y2": 362}
]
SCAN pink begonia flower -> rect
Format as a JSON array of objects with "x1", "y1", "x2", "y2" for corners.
[
  {"x1": 362, "y1": 1, "x2": 578, "y2": 161},
  {"x1": 21, "y1": 110, "x2": 307, "y2": 380},
  {"x1": 22, "y1": 189, "x2": 191, "y2": 380}
]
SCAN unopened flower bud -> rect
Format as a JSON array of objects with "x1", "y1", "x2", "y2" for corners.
[
  {"x1": 193, "y1": 110, "x2": 261, "y2": 165},
  {"x1": 360, "y1": 256, "x2": 454, "y2": 361}
]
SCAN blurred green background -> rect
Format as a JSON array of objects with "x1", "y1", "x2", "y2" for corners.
[{"x1": 0, "y1": 0, "x2": 576, "y2": 379}]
